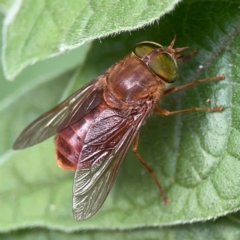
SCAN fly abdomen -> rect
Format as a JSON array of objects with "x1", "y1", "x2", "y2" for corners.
[
  {"x1": 54, "y1": 102, "x2": 108, "y2": 170},
  {"x1": 55, "y1": 118, "x2": 90, "y2": 170}
]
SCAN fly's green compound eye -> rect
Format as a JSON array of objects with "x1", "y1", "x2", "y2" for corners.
[
  {"x1": 133, "y1": 42, "x2": 163, "y2": 58},
  {"x1": 149, "y1": 53, "x2": 178, "y2": 83}
]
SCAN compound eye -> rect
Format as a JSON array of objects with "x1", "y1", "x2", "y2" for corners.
[
  {"x1": 148, "y1": 53, "x2": 178, "y2": 83},
  {"x1": 133, "y1": 42, "x2": 163, "y2": 58}
]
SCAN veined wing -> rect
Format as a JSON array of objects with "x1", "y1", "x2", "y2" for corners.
[
  {"x1": 73, "y1": 105, "x2": 152, "y2": 220},
  {"x1": 13, "y1": 77, "x2": 104, "y2": 149}
]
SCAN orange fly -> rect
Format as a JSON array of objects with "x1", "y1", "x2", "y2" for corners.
[{"x1": 13, "y1": 37, "x2": 225, "y2": 220}]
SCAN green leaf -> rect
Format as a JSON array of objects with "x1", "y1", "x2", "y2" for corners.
[
  {"x1": 1, "y1": 213, "x2": 240, "y2": 239},
  {"x1": 2, "y1": 0, "x2": 180, "y2": 79},
  {"x1": 0, "y1": 0, "x2": 13, "y2": 13},
  {"x1": 1, "y1": 0, "x2": 240, "y2": 238}
]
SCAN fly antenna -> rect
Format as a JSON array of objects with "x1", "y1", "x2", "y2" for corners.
[
  {"x1": 169, "y1": 35, "x2": 176, "y2": 49},
  {"x1": 168, "y1": 35, "x2": 189, "y2": 53}
]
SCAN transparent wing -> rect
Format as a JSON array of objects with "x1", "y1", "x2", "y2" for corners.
[
  {"x1": 13, "y1": 77, "x2": 104, "y2": 149},
  {"x1": 73, "y1": 107, "x2": 151, "y2": 220}
]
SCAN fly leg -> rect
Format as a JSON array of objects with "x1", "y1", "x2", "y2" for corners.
[
  {"x1": 159, "y1": 74, "x2": 225, "y2": 115},
  {"x1": 132, "y1": 75, "x2": 225, "y2": 204},
  {"x1": 132, "y1": 133, "x2": 169, "y2": 204},
  {"x1": 163, "y1": 74, "x2": 225, "y2": 96},
  {"x1": 155, "y1": 106, "x2": 222, "y2": 116}
]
